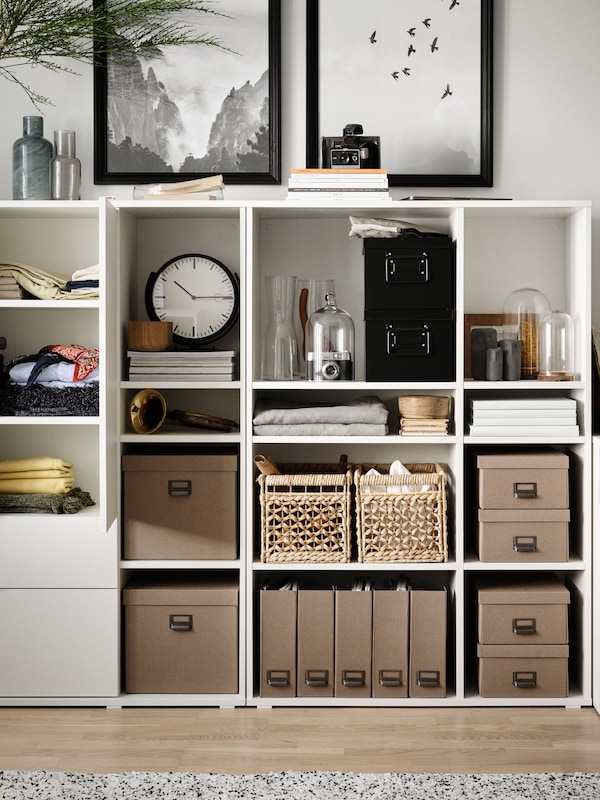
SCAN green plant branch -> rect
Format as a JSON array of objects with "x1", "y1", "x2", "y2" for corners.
[{"x1": 0, "y1": 0, "x2": 231, "y2": 106}]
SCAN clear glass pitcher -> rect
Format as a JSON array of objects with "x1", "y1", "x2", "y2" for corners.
[{"x1": 260, "y1": 275, "x2": 299, "y2": 380}]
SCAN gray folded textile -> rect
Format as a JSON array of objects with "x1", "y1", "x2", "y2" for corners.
[
  {"x1": 253, "y1": 395, "x2": 389, "y2": 426},
  {"x1": 0, "y1": 487, "x2": 96, "y2": 514},
  {"x1": 253, "y1": 423, "x2": 388, "y2": 436}
]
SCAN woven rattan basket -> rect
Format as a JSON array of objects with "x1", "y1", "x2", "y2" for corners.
[
  {"x1": 258, "y1": 463, "x2": 352, "y2": 563},
  {"x1": 355, "y1": 463, "x2": 448, "y2": 563}
]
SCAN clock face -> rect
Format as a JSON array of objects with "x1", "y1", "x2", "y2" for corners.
[{"x1": 145, "y1": 253, "x2": 239, "y2": 345}]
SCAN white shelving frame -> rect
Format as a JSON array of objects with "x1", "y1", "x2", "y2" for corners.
[{"x1": 0, "y1": 198, "x2": 594, "y2": 710}]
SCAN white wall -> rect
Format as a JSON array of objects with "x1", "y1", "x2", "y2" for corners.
[{"x1": 2, "y1": 0, "x2": 600, "y2": 319}]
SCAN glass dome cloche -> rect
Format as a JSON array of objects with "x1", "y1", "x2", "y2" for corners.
[
  {"x1": 305, "y1": 292, "x2": 354, "y2": 381},
  {"x1": 502, "y1": 287, "x2": 551, "y2": 378},
  {"x1": 538, "y1": 309, "x2": 574, "y2": 381}
]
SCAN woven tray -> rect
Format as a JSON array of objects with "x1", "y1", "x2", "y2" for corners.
[
  {"x1": 355, "y1": 463, "x2": 448, "y2": 563},
  {"x1": 258, "y1": 463, "x2": 352, "y2": 563}
]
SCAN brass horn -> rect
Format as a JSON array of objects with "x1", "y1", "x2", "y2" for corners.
[{"x1": 129, "y1": 389, "x2": 167, "y2": 434}]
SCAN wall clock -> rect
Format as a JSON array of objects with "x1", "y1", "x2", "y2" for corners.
[{"x1": 145, "y1": 253, "x2": 239, "y2": 347}]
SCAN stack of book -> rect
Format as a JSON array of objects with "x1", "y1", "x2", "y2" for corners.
[
  {"x1": 286, "y1": 168, "x2": 390, "y2": 200},
  {"x1": 469, "y1": 397, "x2": 579, "y2": 437},
  {"x1": 128, "y1": 349, "x2": 238, "y2": 381}
]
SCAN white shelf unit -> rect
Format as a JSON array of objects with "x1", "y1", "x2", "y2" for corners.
[
  {"x1": 245, "y1": 200, "x2": 592, "y2": 708},
  {"x1": 0, "y1": 201, "x2": 119, "y2": 703},
  {"x1": 111, "y1": 200, "x2": 248, "y2": 708},
  {"x1": 0, "y1": 198, "x2": 594, "y2": 710}
]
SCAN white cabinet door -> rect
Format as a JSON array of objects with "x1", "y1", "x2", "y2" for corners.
[{"x1": 0, "y1": 589, "x2": 119, "y2": 697}]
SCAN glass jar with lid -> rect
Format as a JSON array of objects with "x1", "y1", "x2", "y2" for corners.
[
  {"x1": 538, "y1": 310, "x2": 574, "y2": 381},
  {"x1": 502, "y1": 287, "x2": 550, "y2": 378},
  {"x1": 306, "y1": 293, "x2": 354, "y2": 381}
]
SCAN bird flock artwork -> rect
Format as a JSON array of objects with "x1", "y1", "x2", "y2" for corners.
[{"x1": 369, "y1": 0, "x2": 462, "y2": 99}]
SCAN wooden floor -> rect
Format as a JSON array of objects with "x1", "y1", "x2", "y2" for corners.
[{"x1": 0, "y1": 706, "x2": 599, "y2": 774}]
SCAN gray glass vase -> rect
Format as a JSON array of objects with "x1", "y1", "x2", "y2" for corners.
[
  {"x1": 50, "y1": 130, "x2": 82, "y2": 200},
  {"x1": 12, "y1": 116, "x2": 53, "y2": 200}
]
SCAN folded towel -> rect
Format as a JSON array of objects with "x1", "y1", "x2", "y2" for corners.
[
  {"x1": 253, "y1": 395, "x2": 389, "y2": 426},
  {"x1": 253, "y1": 423, "x2": 388, "y2": 436},
  {"x1": 0, "y1": 476, "x2": 74, "y2": 494},
  {"x1": 0, "y1": 456, "x2": 73, "y2": 474}
]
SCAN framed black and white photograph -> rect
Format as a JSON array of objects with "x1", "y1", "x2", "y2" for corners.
[
  {"x1": 306, "y1": 0, "x2": 493, "y2": 187},
  {"x1": 94, "y1": 0, "x2": 281, "y2": 185}
]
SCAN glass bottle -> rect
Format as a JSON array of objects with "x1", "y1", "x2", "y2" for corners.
[
  {"x1": 12, "y1": 116, "x2": 53, "y2": 200},
  {"x1": 502, "y1": 287, "x2": 550, "y2": 378},
  {"x1": 260, "y1": 275, "x2": 299, "y2": 380},
  {"x1": 50, "y1": 130, "x2": 81, "y2": 200},
  {"x1": 306, "y1": 292, "x2": 354, "y2": 381},
  {"x1": 538, "y1": 310, "x2": 574, "y2": 381}
]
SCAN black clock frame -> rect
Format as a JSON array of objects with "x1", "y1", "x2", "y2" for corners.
[{"x1": 144, "y1": 253, "x2": 240, "y2": 347}]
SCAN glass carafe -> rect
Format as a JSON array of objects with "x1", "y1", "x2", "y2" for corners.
[{"x1": 260, "y1": 275, "x2": 299, "y2": 380}]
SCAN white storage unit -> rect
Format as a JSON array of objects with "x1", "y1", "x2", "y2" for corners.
[{"x1": 0, "y1": 198, "x2": 594, "y2": 710}]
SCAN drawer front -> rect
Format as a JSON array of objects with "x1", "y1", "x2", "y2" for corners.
[
  {"x1": 478, "y1": 466, "x2": 569, "y2": 509},
  {"x1": 365, "y1": 313, "x2": 455, "y2": 382},
  {"x1": 364, "y1": 238, "x2": 455, "y2": 310},
  {"x1": 0, "y1": 589, "x2": 118, "y2": 697},
  {"x1": 478, "y1": 603, "x2": 569, "y2": 645},
  {"x1": 477, "y1": 520, "x2": 569, "y2": 562}
]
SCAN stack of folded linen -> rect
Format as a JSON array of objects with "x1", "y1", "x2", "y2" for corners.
[
  {"x1": 1, "y1": 344, "x2": 100, "y2": 417},
  {"x1": 0, "y1": 456, "x2": 74, "y2": 494},
  {"x1": 253, "y1": 395, "x2": 389, "y2": 436},
  {"x1": 0, "y1": 456, "x2": 95, "y2": 514}
]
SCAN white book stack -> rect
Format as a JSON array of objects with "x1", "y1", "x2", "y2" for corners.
[
  {"x1": 286, "y1": 168, "x2": 390, "y2": 200},
  {"x1": 127, "y1": 349, "x2": 238, "y2": 381},
  {"x1": 469, "y1": 397, "x2": 579, "y2": 437}
]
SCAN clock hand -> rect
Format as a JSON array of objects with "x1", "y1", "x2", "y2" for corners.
[
  {"x1": 173, "y1": 281, "x2": 234, "y2": 301},
  {"x1": 174, "y1": 280, "x2": 195, "y2": 298}
]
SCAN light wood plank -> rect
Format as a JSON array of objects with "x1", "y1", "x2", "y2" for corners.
[{"x1": 0, "y1": 707, "x2": 599, "y2": 774}]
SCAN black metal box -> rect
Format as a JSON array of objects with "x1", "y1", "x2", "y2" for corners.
[
  {"x1": 363, "y1": 236, "x2": 455, "y2": 310},
  {"x1": 364, "y1": 309, "x2": 455, "y2": 382}
]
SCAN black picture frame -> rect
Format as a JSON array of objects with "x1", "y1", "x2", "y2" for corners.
[
  {"x1": 306, "y1": 0, "x2": 493, "y2": 187},
  {"x1": 94, "y1": 0, "x2": 281, "y2": 185}
]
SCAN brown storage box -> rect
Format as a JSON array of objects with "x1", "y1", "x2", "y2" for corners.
[
  {"x1": 477, "y1": 509, "x2": 570, "y2": 562},
  {"x1": 477, "y1": 576, "x2": 570, "y2": 645},
  {"x1": 477, "y1": 452, "x2": 569, "y2": 510},
  {"x1": 477, "y1": 643, "x2": 569, "y2": 698},
  {"x1": 372, "y1": 589, "x2": 409, "y2": 698},
  {"x1": 334, "y1": 590, "x2": 372, "y2": 698},
  {"x1": 409, "y1": 588, "x2": 447, "y2": 698},
  {"x1": 259, "y1": 588, "x2": 297, "y2": 698},
  {"x1": 124, "y1": 574, "x2": 238, "y2": 694},
  {"x1": 123, "y1": 455, "x2": 238, "y2": 560},
  {"x1": 297, "y1": 590, "x2": 335, "y2": 698}
]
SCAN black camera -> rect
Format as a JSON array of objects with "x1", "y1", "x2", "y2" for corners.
[
  {"x1": 307, "y1": 350, "x2": 353, "y2": 381},
  {"x1": 321, "y1": 123, "x2": 381, "y2": 169}
]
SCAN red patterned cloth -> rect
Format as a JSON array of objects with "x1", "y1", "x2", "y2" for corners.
[{"x1": 40, "y1": 344, "x2": 100, "y2": 381}]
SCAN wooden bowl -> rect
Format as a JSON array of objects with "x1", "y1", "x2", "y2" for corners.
[
  {"x1": 128, "y1": 321, "x2": 173, "y2": 351},
  {"x1": 398, "y1": 395, "x2": 450, "y2": 419}
]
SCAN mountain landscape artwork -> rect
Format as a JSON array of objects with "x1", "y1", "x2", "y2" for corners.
[{"x1": 101, "y1": 0, "x2": 276, "y2": 181}]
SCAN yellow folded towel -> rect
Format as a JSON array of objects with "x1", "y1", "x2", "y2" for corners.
[
  {"x1": 0, "y1": 477, "x2": 74, "y2": 494},
  {"x1": 0, "y1": 457, "x2": 74, "y2": 494},
  {"x1": 0, "y1": 456, "x2": 73, "y2": 474}
]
